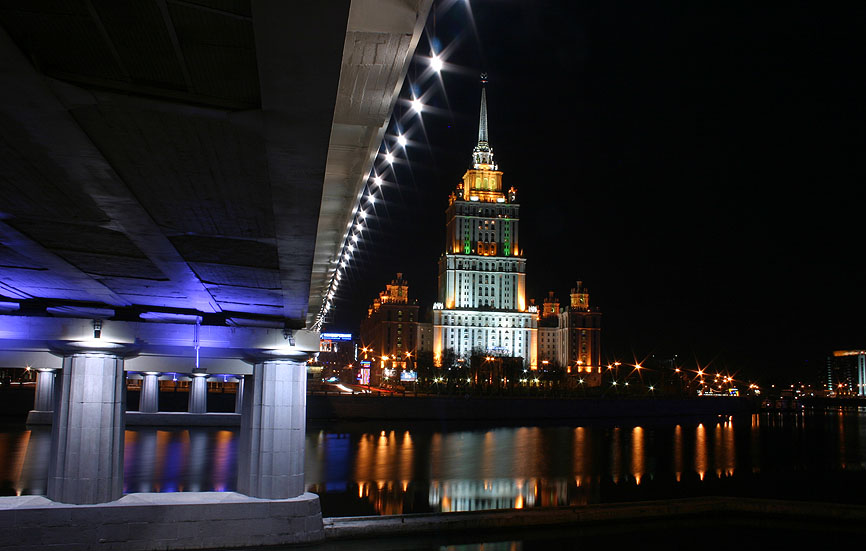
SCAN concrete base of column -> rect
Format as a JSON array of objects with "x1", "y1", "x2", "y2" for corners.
[
  {"x1": 47, "y1": 353, "x2": 125, "y2": 504},
  {"x1": 0, "y1": 492, "x2": 323, "y2": 550},
  {"x1": 24, "y1": 410, "x2": 53, "y2": 425}
]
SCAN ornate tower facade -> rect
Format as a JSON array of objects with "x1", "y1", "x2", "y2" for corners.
[
  {"x1": 360, "y1": 273, "x2": 420, "y2": 374},
  {"x1": 432, "y1": 77, "x2": 538, "y2": 368},
  {"x1": 564, "y1": 281, "x2": 602, "y2": 372}
]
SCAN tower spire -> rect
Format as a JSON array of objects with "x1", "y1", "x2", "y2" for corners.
[{"x1": 472, "y1": 73, "x2": 495, "y2": 169}]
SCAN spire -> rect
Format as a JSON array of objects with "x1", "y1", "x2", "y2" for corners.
[
  {"x1": 472, "y1": 73, "x2": 495, "y2": 169},
  {"x1": 478, "y1": 75, "x2": 489, "y2": 144}
]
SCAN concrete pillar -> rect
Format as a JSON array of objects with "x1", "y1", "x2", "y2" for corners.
[
  {"x1": 139, "y1": 371, "x2": 160, "y2": 413},
  {"x1": 47, "y1": 353, "x2": 125, "y2": 504},
  {"x1": 33, "y1": 368, "x2": 57, "y2": 411},
  {"x1": 235, "y1": 375, "x2": 245, "y2": 414},
  {"x1": 188, "y1": 372, "x2": 208, "y2": 413},
  {"x1": 237, "y1": 360, "x2": 306, "y2": 499}
]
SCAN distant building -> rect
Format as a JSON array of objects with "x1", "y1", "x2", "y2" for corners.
[
  {"x1": 359, "y1": 273, "x2": 421, "y2": 380},
  {"x1": 416, "y1": 322, "x2": 433, "y2": 354},
  {"x1": 826, "y1": 350, "x2": 866, "y2": 397},
  {"x1": 317, "y1": 332, "x2": 356, "y2": 381},
  {"x1": 538, "y1": 293, "x2": 566, "y2": 367},
  {"x1": 536, "y1": 282, "x2": 603, "y2": 386},
  {"x1": 432, "y1": 76, "x2": 538, "y2": 368}
]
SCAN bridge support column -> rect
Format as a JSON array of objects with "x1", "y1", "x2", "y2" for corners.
[
  {"x1": 139, "y1": 371, "x2": 160, "y2": 413},
  {"x1": 188, "y1": 372, "x2": 208, "y2": 413},
  {"x1": 235, "y1": 375, "x2": 245, "y2": 413},
  {"x1": 47, "y1": 353, "x2": 125, "y2": 504},
  {"x1": 33, "y1": 367, "x2": 57, "y2": 412},
  {"x1": 237, "y1": 359, "x2": 306, "y2": 499}
]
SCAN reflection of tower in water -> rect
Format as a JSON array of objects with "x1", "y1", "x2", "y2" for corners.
[{"x1": 429, "y1": 478, "x2": 573, "y2": 512}]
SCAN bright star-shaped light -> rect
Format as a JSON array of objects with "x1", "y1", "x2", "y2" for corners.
[
  {"x1": 430, "y1": 54, "x2": 443, "y2": 73},
  {"x1": 373, "y1": 175, "x2": 383, "y2": 186},
  {"x1": 411, "y1": 97, "x2": 423, "y2": 113},
  {"x1": 359, "y1": 210, "x2": 367, "y2": 219},
  {"x1": 368, "y1": 195, "x2": 376, "y2": 204},
  {"x1": 397, "y1": 134, "x2": 408, "y2": 147},
  {"x1": 385, "y1": 152, "x2": 395, "y2": 163}
]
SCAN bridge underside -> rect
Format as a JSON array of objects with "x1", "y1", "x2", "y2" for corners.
[
  {"x1": 0, "y1": 0, "x2": 427, "y2": 330},
  {"x1": 0, "y1": 1, "x2": 432, "y2": 548}
]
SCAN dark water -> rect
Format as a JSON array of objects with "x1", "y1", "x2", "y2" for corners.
[{"x1": 2, "y1": 409, "x2": 866, "y2": 517}]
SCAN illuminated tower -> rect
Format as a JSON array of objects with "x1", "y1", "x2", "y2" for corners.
[
  {"x1": 432, "y1": 75, "x2": 538, "y2": 368},
  {"x1": 563, "y1": 281, "x2": 602, "y2": 372},
  {"x1": 360, "y1": 273, "x2": 420, "y2": 369}
]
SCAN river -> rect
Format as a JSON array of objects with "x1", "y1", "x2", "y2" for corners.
[{"x1": 2, "y1": 409, "x2": 865, "y2": 517}]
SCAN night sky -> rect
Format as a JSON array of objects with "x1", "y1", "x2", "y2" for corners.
[{"x1": 325, "y1": 0, "x2": 866, "y2": 385}]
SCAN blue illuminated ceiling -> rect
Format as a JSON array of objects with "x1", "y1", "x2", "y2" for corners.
[{"x1": 0, "y1": 0, "x2": 432, "y2": 328}]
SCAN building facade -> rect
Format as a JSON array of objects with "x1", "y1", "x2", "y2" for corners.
[
  {"x1": 536, "y1": 282, "x2": 603, "y2": 385},
  {"x1": 432, "y1": 78, "x2": 538, "y2": 368},
  {"x1": 360, "y1": 273, "x2": 420, "y2": 372},
  {"x1": 825, "y1": 350, "x2": 866, "y2": 397}
]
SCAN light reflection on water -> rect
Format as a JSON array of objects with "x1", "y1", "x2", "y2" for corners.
[{"x1": 2, "y1": 410, "x2": 866, "y2": 516}]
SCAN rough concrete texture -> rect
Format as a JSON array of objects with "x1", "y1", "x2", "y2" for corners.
[{"x1": 0, "y1": 491, "x2": 323, "y2": 551}]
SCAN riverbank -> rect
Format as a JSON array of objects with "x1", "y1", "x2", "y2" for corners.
[
  {"x1": 306, "y1": 394, "x2": 757, "y2": 421},
  {"x1": 5, "y1": 387, "x2": 757, "y2": 426}
]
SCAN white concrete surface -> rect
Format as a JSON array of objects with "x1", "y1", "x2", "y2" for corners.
[{"x1": 0, "y1": 491, "x2": 323, "y2": 550}]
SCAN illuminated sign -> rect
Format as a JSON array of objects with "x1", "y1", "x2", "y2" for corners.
[
  {"x1": 358, "y1": 368, "x2": 370, "y2": 385},
  {"x1": 400, "y1": 370, "x2": 417, "y2": 382},
  {"x1": 383, "y1": 368, "x2": 396, "y2": 378},
  {"x1": 321, "y1": 333, "x2": 352, "y2": 341},
  {"x1": 359, "y1": 360, "x2": 371, "y2": 368}
]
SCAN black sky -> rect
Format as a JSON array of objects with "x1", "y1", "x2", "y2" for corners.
[{"x1": 326, "y1": 0, "x2": 866, "y2": 385}]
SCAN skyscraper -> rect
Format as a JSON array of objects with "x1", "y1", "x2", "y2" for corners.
[{"x1": 432, "y1": 76, "x2": 538, "y2": 369}]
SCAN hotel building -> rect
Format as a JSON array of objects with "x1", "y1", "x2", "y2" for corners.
[{"x1": 432, "y1": 76, "x2": 538, "y2": 368}]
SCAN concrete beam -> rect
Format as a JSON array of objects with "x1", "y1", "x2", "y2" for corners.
[{"x1": 306, "y1": 0, "x2": 433, "y2": 327}]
